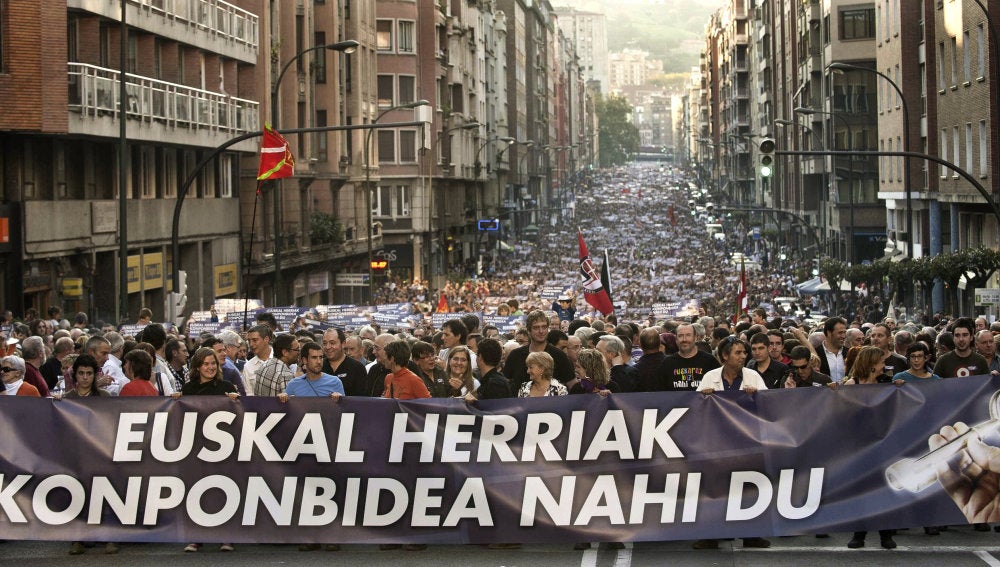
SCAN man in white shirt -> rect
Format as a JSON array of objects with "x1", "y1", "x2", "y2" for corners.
[
  {"x1": 241, "y1": 324, "x2": 273, "y2": 396},
  {"x1": 101, "y1": 331, "x2": 129, "y2": 395}
]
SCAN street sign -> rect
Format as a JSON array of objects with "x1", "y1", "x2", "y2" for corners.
[
  {"x1": 335, "y1": 273, "x2": 370, "y2": 287},
  {"x1": 752, "y1": 226, "x2": 761, "y2": 241},
  {"x1": 975, "y1": 288, "x2": 1000, "y2": 306}
]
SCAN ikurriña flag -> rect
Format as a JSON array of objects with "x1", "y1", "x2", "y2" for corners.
[
  {"x1": 257, "y1": 123, "x2": 295, "y2": 181},
  {"x1": 577, "y1": 229, "x2": 614, "y2": 315}
]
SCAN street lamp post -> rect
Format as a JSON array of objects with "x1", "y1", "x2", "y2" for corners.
[
  {"x1": 796, "y1": 106, "x2": 855, "y2": 263},
  {"x1": 828, "y1": 62, "x2": 912, "y2": 260},
  {"x1": 269, "y1": 39, "x2": 358, "y2": 305},
  {"x1": 364, "y1": 100, "x2": 429, "y2": 302}
]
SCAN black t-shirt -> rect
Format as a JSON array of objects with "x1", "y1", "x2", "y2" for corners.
[
  {"x1": 882, "y1": 353, "x2": 909, "y2": 378},
  {"x1": 747, "y1": 358, "x2": 789, "y2": 389},
  {"x1": 475, "y1": 368, "x2": 512, "y2": 399},
  {"x1": 653, "y1": 350, "x2": 721, "y2": 391},
  {"x1": 181, "y1": 378, "x2": 237, "y2": 396},
  {"x1": 323, "y1": 356, "x2": 368, "y2": 397}
]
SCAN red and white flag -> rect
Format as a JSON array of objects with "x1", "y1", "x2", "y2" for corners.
[
  {"x1": 578, "y1": 229, "x2": 614, "y2": 315},
  {"x1": 257, "y1": 123, "x2": 295, "y2": 181}
]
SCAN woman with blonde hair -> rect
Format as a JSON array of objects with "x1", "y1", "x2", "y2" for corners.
[
  {"x1": 517, "y1": 351, "x2": 568, "y2": 397},
  {"x1": 571, "y1": 348, "x2": 618, "y2": 394},
  {"x1": 445, "y1": 345, "x2": 479, "y2": 397}
]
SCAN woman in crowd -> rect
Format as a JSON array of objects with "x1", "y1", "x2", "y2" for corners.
[
  {"x1": 62, "y1": 355, "x2": 109, "y2": 399},
  {"x1": 178, "y1": 347, "x2": 236, "y2": 552},
  {"x1": 119, "y1": 349, "x2": 159, "y2": 397},
  {"x1": 2, "y1": 356, "x2": 39, "y2": 396},
  {"x1": 892, "y1": 342, "x2": 941, "y2": 384},
  {"x1": 445, "y1": 345, "x2": 479, "y2": 397},
  {"x1": 842, "y1": 344, "x2": 897, "y2": 549},
  {"x1": 61, "y1": 353, "x2": 116, "y2": 555},
  {"x1": 571, "y1": 348, "x2": 618, "y2": 395},
  {"x1": 518, "y1": 351, "x2": 568, "y2": 397},
  {"x1": 843, "y1": 346, "x2": 890, "y2": 385}
]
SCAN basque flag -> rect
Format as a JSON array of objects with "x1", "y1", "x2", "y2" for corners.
[
  {"x1": 257, "y1": 123, "x2": 295, "y2": 181},
  {"x1": 578, "y1": 229, "x2": 614, "y2": 315}
]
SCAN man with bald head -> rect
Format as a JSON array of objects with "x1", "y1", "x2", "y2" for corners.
[{"x1": 321, "y1": 328, "x2": 368, "y2": 396}]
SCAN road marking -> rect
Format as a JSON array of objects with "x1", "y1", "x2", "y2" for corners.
[
  {"x1": 579, "y1": 547, "x2": 598, "y2": 567},
  {"x1": 730, "y1": 545, "x2": 1000, "y2": 553},
  {"x1": 613, "y1": 544, "x2": 633, "y2": 567},
  {"x1": 975, "y1": 550, "x2": 1000, "y2": 567}
]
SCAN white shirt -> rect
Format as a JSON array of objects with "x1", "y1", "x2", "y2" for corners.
[
  {"x1": 154, "y1": 354, "x2": 176, "y2": 396},
  {"x1": 102, "y1": 354, "x2": 130, "y2": 396},
  {"x1": 697, "y1": 367, "x2": 768, "y2": 393},
  {"x1": 824, "y1": 342, "x2": 846, "y2": 383},
  {"x1": 242, "y1": 346, "x2": 274, "y2": 397}
]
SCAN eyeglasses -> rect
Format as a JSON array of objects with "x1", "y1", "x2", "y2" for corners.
[
  {"x1": 908, "y1": 353, "x2": 926, "y2": 359},
  {"x1": 790, "y1": 363, "x2": 809, "y2": 370},
  {"x1": 0, "y1": 367, "x2": 14, "y2": 373}
]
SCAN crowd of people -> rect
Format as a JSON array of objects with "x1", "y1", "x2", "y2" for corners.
[{"x1": 3, "y1": 163, "x2": 998, "y2": 553}]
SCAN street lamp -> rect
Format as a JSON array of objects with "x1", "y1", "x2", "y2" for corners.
[
  {"x1": 269, "y1": 39, "x2": 358, "y2": 305},
  {"x1": 474, "y1": 136, "x2": 516, "y2": 178},
  {"x1": 364, "y1": 99, "x2": 430, "y2": 302},
  {"x1": 828, "y1": 61, "x2": 912, "y2": 260},
  {"x1": 796, "y1": 106, "x2": 854, "y2": 263}
]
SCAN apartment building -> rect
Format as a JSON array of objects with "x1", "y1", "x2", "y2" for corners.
[
  {"x1": 552, "y1": 6, "x2": 608, "y2": 94},
  {"x1": 0, "y1": 0, "x2": 260, "y2": 323}
]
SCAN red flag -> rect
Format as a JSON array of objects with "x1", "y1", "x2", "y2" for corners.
[
  {"x1": 257, "y1": 123, "x2": 295, "y2": 180},
  {"x1": 734, "y1": 257, "x2": 747, "y2": 324},
  {"x1": 577, "y1": 229, "x2": 614, "y2": 315},
  {"x1": 668, "y1": 205, "x2": 677, "y2": 227},
  {"x1": 436, "y1": 292, "x2": 449, "y2": 313}
]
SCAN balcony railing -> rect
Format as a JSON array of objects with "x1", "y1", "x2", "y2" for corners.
[
  {"x1": 131, "y1": 0, "x2": 258, "y2": 49},
  {"x1": 68, "y1": 62, "x2": 259, "y2": 135}
]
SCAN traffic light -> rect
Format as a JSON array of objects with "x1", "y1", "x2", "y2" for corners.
[
  {"x1": 758, "y1": 138, "x2": 775, "y2": 179},
  {"x1": 811, "y1": 259, "x2": 820, "y2": 277}
]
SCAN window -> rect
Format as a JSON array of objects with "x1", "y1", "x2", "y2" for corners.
[
  {"x1": 395, "y1": 186, "x2": 410, "y2": 217},
  {"x1": 940, "y1": 129, "x2": 948, "y2": 178},
  {"x1": 880, "y1": 140, "x2": 885, "y2": 181},
  {"x1": 963, "y1": 30, "x2": 970, "y2": 83},
  {"x1": 399, "y1": 130, "x2": 417, "y2": 163},
  {"x1": 378, "y1": 130, "x2": 395, "y2": 163},
  {"x1": 316, "y1": 110, "x2": 327, "y2": 161},
  {"x1": 314, "y1": 32, "x2": 327, "y2": 83},
  {"x1": 887, "y1": 138, "x2": 894, "y2": 180},
  {"x1": 937, "y1": 42, "x2": 946, "y2": 89},
  {"x1": 345, "y1": 53, "x2": 353, "y2": 92},
  {"x1": 397, "y1": 75, "x2": 415, "y2": 105},
  {"x1": 372, "y1": 186, "x2": 392, "y2": 217},
  {"x1": 980, "y1": 120, "x2": 988, "y2": 175},
  {"x1": 219, "y1": 154, "x2": 234, "y2": 198},
  {"x1": 398, "y1": 21, "x2": 415, "y2": 53},
  {"x1": 953, "y1": 126, "x2": 960, "y2": 176},
  {"x1": 966, "y1": 123, "x2": 973, "y2": 174},
  {"x1": 951, "y1": 36, "x2": 958, "y2": 85},
  {"x1": 840, "y1": 7, "x2": 875, "y2": 40},
  {"x1": 377, "y1": 75, "x2": 394, "y2": 107},
  {"x1": 978, "y1": 24, "x2": 986, "y2": 78},
  {"x1": 376, "y1": 20, "x2": 393, "y2": 51},
  {"x1": 897, "y1": 136, "x2": 903, "y2": 181}
]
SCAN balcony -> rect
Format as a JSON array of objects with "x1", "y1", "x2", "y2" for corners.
[
  {"x1": 68, "y1": 63, "x2": 260, "y2": 150},
  {"x1": 69, "y1": 0, "x2": 258, "y2": 62}
]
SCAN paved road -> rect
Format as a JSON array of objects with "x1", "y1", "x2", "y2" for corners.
[{"x1": 2, "y1": 528, "x2": 1000, "y2": 567}]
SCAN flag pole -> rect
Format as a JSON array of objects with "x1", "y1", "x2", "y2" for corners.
[{"x1": 242, "y1": 180, "x2": 263, "y2": 331}]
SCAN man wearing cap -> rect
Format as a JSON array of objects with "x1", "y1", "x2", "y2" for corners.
[{"x1": 551, "y1": 291, "x2": 577, "y2": 322}]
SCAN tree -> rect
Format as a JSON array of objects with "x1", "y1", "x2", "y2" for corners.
[{"x1": 597, "y1": 94, "x2": 640, "y2": 167}]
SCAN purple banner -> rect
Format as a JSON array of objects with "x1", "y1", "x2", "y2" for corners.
[{"x1": 0, "y1": 377, "x2": 996, "y2": 544}]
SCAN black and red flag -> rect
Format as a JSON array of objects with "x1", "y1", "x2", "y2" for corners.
[{"x1": 577, "y1": 229, "x2": 614, "y2": 315}]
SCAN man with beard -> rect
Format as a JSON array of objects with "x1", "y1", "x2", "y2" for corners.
[
  {"x1": 321, "y1": 328, "x2": 368, "y2": 397},
  {"x1": 653, "y1": 323, "x2": 720, "y2": 391}
]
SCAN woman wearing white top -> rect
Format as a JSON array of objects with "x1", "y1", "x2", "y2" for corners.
[{"x1": 697, "y1": 336, "x2": 768, "y2": 394}]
